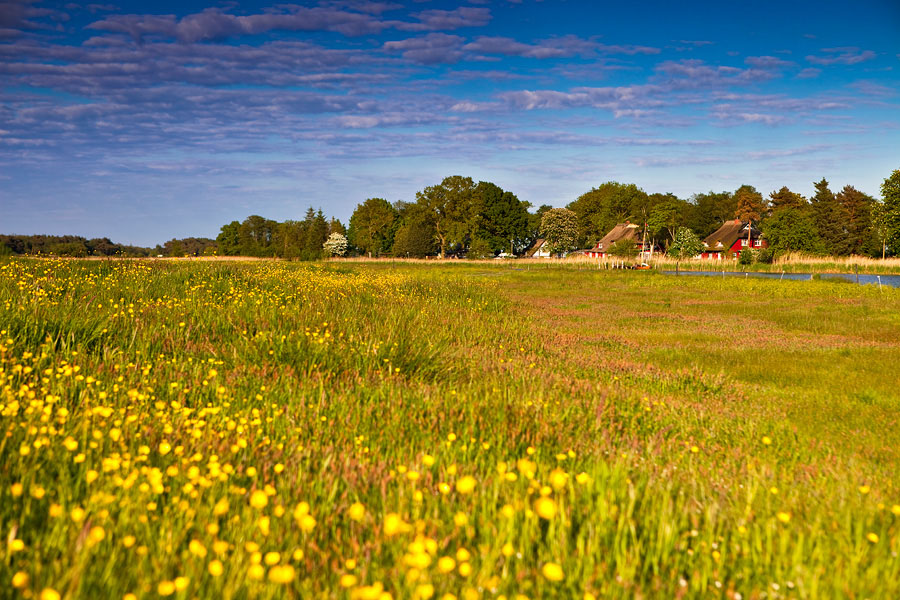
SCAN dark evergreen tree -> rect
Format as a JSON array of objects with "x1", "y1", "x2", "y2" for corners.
[
  {"x1": 836, "y1": 185, "x2": 876, "y2": 256},
  {"x1": 810, "y1": 178, "x2": 847, "y2": 255}
]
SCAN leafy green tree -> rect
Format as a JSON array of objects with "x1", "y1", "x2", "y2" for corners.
[
  {"x1": 166, "y1": 239, "x2": 185, "y2": 257},
  {"x1": 567, "y1": 182, "x2": 647, "y2": 246},
  {"x1": 239, "y1": 215, "x2": 278, "y2": 257},
  {"x1": 216, "y1": 221, "x2": 241, "y2": 256},
  {"x1": 348, "y1": 198, "x2": 397, "y2": 257},
  {"x1": 392, "y1": 201, "x2": 437, "y2": 258},
  {"x1": 668, "y1": 227, "x2": 704, "y2": 261},
  {"x1": 872, "y1": 202, "x2": 891, "y2": 258},
  {"x1": 415, "y1": 176, "x2": 480, "y2": 258},
  {"x1": 647, "y1": 194, "x2": 689, "y2": 248},
  {"x1": 467, "y1": 237, "x2": 494, "y2": 259},
  {"x1": 88, "y1": 237, "x2": 117, "y2": 256},
  {"x1": 881, "y1": 168, "x2": 900, "y2": 255},
  {"x1": 274, "y1": 220, "x2": 303, "y2": 259},
  {"x1": 540, "y1": 208, "x2": 578, "y2": 256},
  {"x1": 762, "y1": 207, "x2": 826, "y2": 255},
  {"x1": 608, "y1": 239, "x2": 639, "y2": 258},
  {"x1": 688, "y1": 191, "x2": 736, "y2": 238},
  {"x1": 475, "y1": 181, "x2": 530, "y2": 254}
]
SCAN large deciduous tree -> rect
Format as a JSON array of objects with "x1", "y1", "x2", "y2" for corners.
[
  {"x1": 567, "y1": 182, "x2": 648, "y2": 246},
  {"x1": 762, "y1": 208, "x2": 826, "y2": 255},
  {"x1": 348, "y1": 198, "x2": 397, "y2": 257},
  {"x1": 688, "y1": 191, "x2": 736, "y2": 238},
  {"x1": 540, "y1": 208, "x2": 578, "y2": 256},
  {"x1": 647, "y1": 193, "x2": 689, "y2": 248},
  {"x1": 216, "y1": 221, "x2": 241, "y2": 256},
  {"x1": 392, "y1": 201, "x2": 437, "y2": 258},
  {"x1": 475, "y1": 181, "x2": 531, "y2": 254},
  {"x1": 239, "y1": 215, "x2": 279, "y2": 257},
  {"x1": 415, "y1": 176, "x2": 480, "y2": 258},
  {"x1": 881, "y1": 169, "x2": 900, "y2": 255},
  {"x1": 668, "y1": 227, "x2": 704, "y2": 260}
]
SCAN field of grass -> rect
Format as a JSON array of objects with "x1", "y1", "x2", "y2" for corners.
[{"x1": 2, "y1": 258, "x2": 899, "y2": 599}]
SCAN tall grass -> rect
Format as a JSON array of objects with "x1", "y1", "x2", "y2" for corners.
[{"x1": 1, "y1": 259, "x2": 899, "y2": 599}]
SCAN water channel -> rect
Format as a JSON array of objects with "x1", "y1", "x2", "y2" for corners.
[{"x1": 661, "y1": 270, "x2": 900, "y2": 288}]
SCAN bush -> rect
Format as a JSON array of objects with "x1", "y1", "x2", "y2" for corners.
[
  {"x1": 756, "y1": 247, "x2": 775, "y2": 264},
  {"x1": 738, "y1": 249, "x2": 754, "y2": 265},
  {"x1": 608, "y1": 240, "x2": 639, "y2": 259}
]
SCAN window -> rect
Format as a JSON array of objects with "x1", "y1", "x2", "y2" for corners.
[
  {"x1": 741, "y1": 239, "x2": 748, "y2": 246},
  {"x1": 754, "y1": 240, "x2": 761, "y2": 247}
]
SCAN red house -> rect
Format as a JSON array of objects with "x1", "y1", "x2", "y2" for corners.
[
  {"x1": 701, "y1": 220, "x2": 767, "y2": 260},
  {"x1": 585, "y1": 222, "x2": 656, "y2": 258}
]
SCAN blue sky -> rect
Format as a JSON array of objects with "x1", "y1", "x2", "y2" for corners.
[{"x1": 1, "y1": 0, "x2": 899, "y2": 246}]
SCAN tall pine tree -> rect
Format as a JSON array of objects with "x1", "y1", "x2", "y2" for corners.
[
  {"x1": 836, "y1": 185, "x2": 876, "y2": 256},
  {"x1": 810, "y1": 178, "x2": 847, "y2": 255}
]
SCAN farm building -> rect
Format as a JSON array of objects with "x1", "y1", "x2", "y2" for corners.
[
  {"x1": 584, "y1": 222, "x2": 657, "y2": 259},
  {"x1": 524, "y1": 238, "x2": 555, "y2": 258},
  {"x1": 701, "y1": 219, "x2": 767, "y2": 260}
]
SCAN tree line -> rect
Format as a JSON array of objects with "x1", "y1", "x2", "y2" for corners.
[
  {"x1": 341, "y1": 170, "x2": 900, "y2": 259},
  {"x1": 3, "y1": 169, "x2": 898, "y2": 259},
  {"x1": 0, "y1": 234, "x2": 218, "y2": 258}
]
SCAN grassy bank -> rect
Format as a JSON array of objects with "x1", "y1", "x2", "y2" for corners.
[
  {"x1": 1, "y1": 259, "x2": 899, "y2": 599},
  {"x1": 554, "y1": 253, "x2": 900, "y2": 275}
]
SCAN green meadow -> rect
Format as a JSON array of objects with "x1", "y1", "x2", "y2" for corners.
[{"x1": 1, "y1": 258, "x2": 899, "y2": 600}]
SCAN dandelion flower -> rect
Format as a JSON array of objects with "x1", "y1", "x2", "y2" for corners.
[
  {"x1": 268, "y1": 565, "x2": 295, "y2": 584},
  {"x1": 437, "y1": 556, "x2": 456, "y2": 573},
  {"x1": 12, "y1": 572, "x2": 29, "y2": 588},
  {"x1": 534, "y1": 497, "x2": 557, "y2": 520},
  {"x1": 542, "y1": 563, "x2": 564, "y2": 582},
  {"x1": 348, "y1": 502, "x2": 366, "y2": 522},
  {"x1": 455, "y1": 476, "x2": 476, "y2": 495},
  {"x1": 383, "y1": 513, "x2": 409, "y2": 536},
  {"x1": 208, "y1": 560, "x2": 223, "y2": 577},
  {"x1": 157, "y1": 581, "x2": 176, "y2": 596},
  {"x1": 249, "y1": 490, "x2": 268, "y2": 509}
]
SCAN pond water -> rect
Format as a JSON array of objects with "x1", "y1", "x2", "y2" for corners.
[{"x1": 661, "y1": 270, "x2": 900, "y2": 288}]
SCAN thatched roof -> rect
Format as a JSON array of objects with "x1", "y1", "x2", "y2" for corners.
[
  {"x1": 524, "y1": 238, "x2": 546, "y2": 258},
  {"x1": 596, "y1": 223, "x2": 641, "y2": 250},
  {"x1": 702, "y1": 220, "x2": 763, "y2": 251}
]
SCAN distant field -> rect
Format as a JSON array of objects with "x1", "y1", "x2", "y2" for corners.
[{"x1": 2, "y1": 259, "x2": 899, "y2": 599}]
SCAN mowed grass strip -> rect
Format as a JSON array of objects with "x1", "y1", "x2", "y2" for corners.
[{"x1": 1, "y1": 258, "x2": 899, "y2": 599}]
